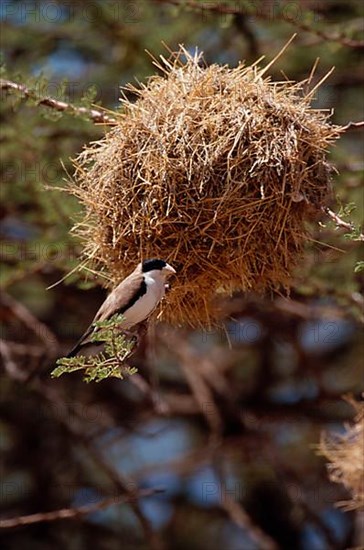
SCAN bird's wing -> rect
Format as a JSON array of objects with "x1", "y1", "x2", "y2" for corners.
[
  {"x1": 66, "y1": 272, "x2": 145, "y2": 357},
  {"x1": 93, "y1": 272, "x2": 146, "y2": 322}
]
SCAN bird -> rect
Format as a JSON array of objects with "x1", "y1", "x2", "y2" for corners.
[{"x1": 67, "y1": 258, "x2": 176, "y2": 357}]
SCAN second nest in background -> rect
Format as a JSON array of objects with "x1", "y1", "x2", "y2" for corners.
[{"x1": 72, "y1": 46, "x2": 341, "y2": 326}]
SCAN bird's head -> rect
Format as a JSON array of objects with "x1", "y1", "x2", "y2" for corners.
[{"x1": 141, "y1": 258, "x2": 176, "y2": 279}]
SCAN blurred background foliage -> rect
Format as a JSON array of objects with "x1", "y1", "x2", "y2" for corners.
[{"x1": 0, "y1": 1, "x2": 363, "y2": 549}]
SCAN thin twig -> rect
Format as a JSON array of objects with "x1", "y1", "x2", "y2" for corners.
[
  {"x1": 0, "y1": 79, "x2": 117, "y2": 125},
  {"x1": 0, "y1": 488, "x2": 161, "y2": 529},
  {"x1": 323, "y1": 207, "x2": 364, "y2": 241},
  {"x1": 162, "y1": 332, "x2": 223, "y2": 444},
  {"x1": 341, "y1": 120, "x2": 364, "y2": 131}
]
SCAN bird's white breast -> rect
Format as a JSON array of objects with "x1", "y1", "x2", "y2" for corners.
[{"x1": 122, "y1": 272, "x2": 165, "y2": 328}]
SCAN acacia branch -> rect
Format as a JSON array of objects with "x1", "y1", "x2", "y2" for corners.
[
  {"x1": 0, "y1": 79, "x2": 117, "y2": 125},
  {"x1": 323, "y1": 207, "x2": 364, "y2": 241},
  {"x1": 154, "y1": 0, "x2": 364, "y2": 49},
  {"x1": 0, "y1": 488, "x2": 161, "y2": 529}
]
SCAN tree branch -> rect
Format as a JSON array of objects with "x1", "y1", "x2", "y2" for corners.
[
  {"x1": 0, "y1": 79, "x2": 117, "y2": 125},
  {"x1": 0, "y1": 488, "x2": 161, "y2": 529},
  {"x1": 154, "y1": 0, "x2": 364, "y2": 49}
]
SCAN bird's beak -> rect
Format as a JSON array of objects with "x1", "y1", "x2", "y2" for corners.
[{"x1": 163, "y1": 263, "x2": 176, "y2": 276}]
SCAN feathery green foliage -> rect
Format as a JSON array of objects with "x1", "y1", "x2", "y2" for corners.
[{"x1": 52, "y1": 314, "x2": 138, "y2": 382}]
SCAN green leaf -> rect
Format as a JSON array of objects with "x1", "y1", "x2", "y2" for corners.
[
  {"x1": 354, "y1": 261, "x2": 364, "y2": 273},
  {"x1": 80, "y1": 85, "x2": 99, "y2": 106}
]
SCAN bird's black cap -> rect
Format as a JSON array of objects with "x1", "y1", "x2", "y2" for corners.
[{"x1": 142, "y1": 258, "x2": 168, "y2": 272}]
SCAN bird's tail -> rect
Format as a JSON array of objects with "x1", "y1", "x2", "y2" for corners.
[{"x1": 66, "y1": 326, "x2": 94, "y2": 357}]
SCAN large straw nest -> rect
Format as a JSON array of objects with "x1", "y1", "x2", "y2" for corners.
[{"x1": 71, "y1": 46, "x2": 341, "y2": 326}]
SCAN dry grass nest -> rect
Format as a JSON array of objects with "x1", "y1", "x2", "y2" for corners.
[
  {"x1": 71, "y1": 46, "x2": 341, "y2": 326},
  {"x1": 319, "y1": 396, "x2": 364, "y2": 510}
]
